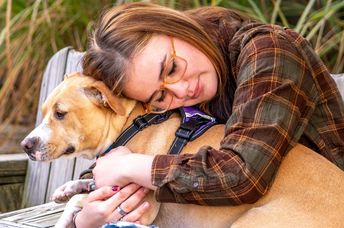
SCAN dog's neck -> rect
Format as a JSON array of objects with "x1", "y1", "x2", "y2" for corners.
[
  {"x1": 123, "y1": 103, "x2": 147, "y2": 129},
  {"x1": 90, "y1": 102, "x2": 144, "y2": 158}
]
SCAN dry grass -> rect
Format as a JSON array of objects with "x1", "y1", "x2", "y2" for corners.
[{"x1": 0, "y1": 0, "x2": 343, "y2": 151}]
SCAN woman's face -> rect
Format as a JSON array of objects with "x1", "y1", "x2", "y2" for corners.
[{"x1": 123, "y1": 34, "x2": 218, "y2": 110}]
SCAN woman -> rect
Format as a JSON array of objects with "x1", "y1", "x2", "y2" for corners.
[{"x1": 75, "y1": 2, "x2": 344, "y2": 227}]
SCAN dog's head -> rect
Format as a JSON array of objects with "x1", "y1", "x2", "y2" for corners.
[{"x1": 21, "y1": 72, "x2": 136, "y2": 161}]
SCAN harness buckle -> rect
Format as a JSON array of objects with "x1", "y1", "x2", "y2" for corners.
[
  {"x1": 133, "y1": 116, "x2": 148, "y2": 130},
  {"x1": 175, "y1": 125, "x2": 194, "y2": 140},
  {"x1": 178, "y1": 107, "x2": 217, "y2": 142}
]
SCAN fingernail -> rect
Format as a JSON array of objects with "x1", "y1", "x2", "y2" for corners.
[
  {"x1": 112, "y1": 186, "x2": 120, "y2": 191},
  {"x1": 142, "y1": 188, "x2": 150, "y2": 193},
  {"x1": 143, "y1": 202, "x2": 150, "y2": 208}
]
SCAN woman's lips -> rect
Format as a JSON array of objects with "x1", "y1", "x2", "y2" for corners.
[{"x1": 191, "y1": 77, "x2": 201, "y2": 99}]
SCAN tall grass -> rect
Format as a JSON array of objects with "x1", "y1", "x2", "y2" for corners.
[{"x1": 1, "y1": 0, "x2": 343, "y2": 146}]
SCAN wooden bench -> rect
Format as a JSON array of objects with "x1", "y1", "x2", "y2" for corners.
[
  {"x1": 0, "y1": 47, "x2": 343, "y2": 227},
  {"x1": 0, "y1": 154, "x2": 27, "y2": 213}
]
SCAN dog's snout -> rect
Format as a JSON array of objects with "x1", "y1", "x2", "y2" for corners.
[{"x1": 21, "y1": 137, "x2": 39, "y2": 154}]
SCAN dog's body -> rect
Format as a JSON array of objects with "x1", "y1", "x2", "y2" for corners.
[{"x1": 21, "y1": 73, "x2": 344, "y2": 228}]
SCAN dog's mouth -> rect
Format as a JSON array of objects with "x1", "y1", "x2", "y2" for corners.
[
  {"x1": 28, "y1": 145, "x2": 75, "y2": 161},
  {"x1": 24, "y1": 143, "x2": 57, "y2": 161},
  {"x1": 29, "y1": 151, "x2": 49, "y2": 161},
  {"x1": 27, "y1": 153, "x2": 37, "y2": 161}
]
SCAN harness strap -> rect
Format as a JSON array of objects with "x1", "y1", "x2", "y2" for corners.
[
  {"x1": 80, "y1": 107, "x2": 217, "y2": 180},
  {"x1": 168, "y1": 107, "x2": 217, "y2": 155},
  {"x1": 98, "y1": 111, "x2": 173, "y2": 158},
  {"x1": 100, "y1": 107, "x2": 217, "y2": 157}
]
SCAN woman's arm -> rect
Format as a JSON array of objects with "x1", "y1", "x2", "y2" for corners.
[{"x1": 93, "y1": 146, "x2": 156, "y2": 190}]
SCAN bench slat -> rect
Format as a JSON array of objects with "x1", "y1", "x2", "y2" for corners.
[{"x1": 0, "y1": 202, "x2": 63, "y2": 227}]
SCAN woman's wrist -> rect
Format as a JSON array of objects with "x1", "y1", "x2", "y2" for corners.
[{"x1": 125, "y1": 153, "x2": 156, "y2": 190}]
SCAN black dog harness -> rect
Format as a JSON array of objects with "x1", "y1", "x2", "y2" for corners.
[
  {"x1": 98, "y1": 106, "x2": 217, "y2": 157},
  {"x1": 99, "y1": 111, "x2": 173, "y2": 157},
  {"x1": 81, "y1": 106, "x2": 217, "y2": 181}
]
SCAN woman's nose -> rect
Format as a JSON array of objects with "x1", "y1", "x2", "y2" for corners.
[{"x1": 165, "y1": 80, "x2": 189, "y2": 99}]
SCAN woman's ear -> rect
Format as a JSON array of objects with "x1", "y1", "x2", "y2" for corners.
[{"x1": 84, "y1": 81, "x2": 126, "y2": 116}]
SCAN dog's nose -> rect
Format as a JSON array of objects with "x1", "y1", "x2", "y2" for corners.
[{"x1": 21, "y1": 137, "x2": 39, "y2": 154}]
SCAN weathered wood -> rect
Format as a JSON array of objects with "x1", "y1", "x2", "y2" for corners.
[
  {"x1": 0, "y1": 202, "x2": 63, "y2": 227},
  {"x1": 73, "y1": 160, "x2": 95, "y2": 180},
  {"x1": 332, "y1": 73, "x2": 344, "y2": 99},
  {"x1": 22, "y1": 48, "x2": 95, "y2": 208},
  {"x1": 0, "y1": 154, "x2": 27, "y2": 212},
  {"x1": 0, "y1": 183, "x2": 24, "y2": 213},
  {"x1": 0, "y1": 154, "x2": 27, "y2": 178},
  {"x1": 0, "y1": 176, "x2": 25, "y2": 185}
]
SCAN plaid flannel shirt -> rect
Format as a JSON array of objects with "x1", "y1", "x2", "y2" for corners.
[{"x1": 151, "y1": 22, "x2": 344, "y2": 206}]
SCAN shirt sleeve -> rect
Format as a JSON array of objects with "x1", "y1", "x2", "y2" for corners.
[{"x1": 151, "y1": 27, "x2": 319, "y2": 206}]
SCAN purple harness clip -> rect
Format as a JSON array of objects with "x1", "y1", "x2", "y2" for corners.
[
  {"x1": 168, "y1": 106, "x2": 218, "y2": 155},
  {"x1": 181, "y1": 106, "x2": 217, "y2": 141}
]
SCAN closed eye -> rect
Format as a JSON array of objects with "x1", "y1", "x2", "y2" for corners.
[{"x1": 168, "y1": 60, "x2": 176, "y2": 76}]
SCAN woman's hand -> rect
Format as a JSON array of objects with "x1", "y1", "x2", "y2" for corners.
[
  {"x1": 75, "y1": 184, "x2": 150, "y2": 228},
  {"x1": 93, "y1": 146, "x2": 156, "y2": 190}
]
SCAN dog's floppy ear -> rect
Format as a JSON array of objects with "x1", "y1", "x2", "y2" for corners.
[
  {"x1": 84, "y1": 81, "x2": 125, "y2": 115},
  {"x1": 64, "y1": 72, "x2": 79, "y2": 80}
]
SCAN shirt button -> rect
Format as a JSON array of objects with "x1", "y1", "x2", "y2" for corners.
[{"x1": 193, "y1": 182, "x2": 199, "y2": 188}]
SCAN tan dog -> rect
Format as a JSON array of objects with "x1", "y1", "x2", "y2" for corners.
[{"x1": 21, "y1": 72, "x2": 344, "y2": 228}]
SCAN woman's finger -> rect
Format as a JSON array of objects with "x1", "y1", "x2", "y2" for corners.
[
  {"x1": 104, "y1": 183, "x2": 141, "y2": 210},
  {"x1": 105, "y1": 184, "x2": 146, "y2": 222},
  {"x1": 87, "y1": 185, "x2": 119, "y2": 203},
  {"x1": 117, "y1": 187, "x2": 150, "y2": 214},
  {"x1": 121, "y1": 201, "x2": 150, "y2": 223}
]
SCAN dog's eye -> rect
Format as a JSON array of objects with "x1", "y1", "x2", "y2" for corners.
[{"x1": 54, "y1": 111, "x2": 66, "y2": 120}]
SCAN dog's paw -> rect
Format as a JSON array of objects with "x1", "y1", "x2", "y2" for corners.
[
  {"x1": 51, "y1": 181, "x2": 78, "y2": 203},
  {"x1": 51, "y1": 179, "x2": 94, "y2": 203},
  {"x1": 52, "y1": 191, "x2": 74, "y2": 203}
]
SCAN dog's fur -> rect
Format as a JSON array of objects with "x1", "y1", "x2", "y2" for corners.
[{"x1": 21, "y1": 73, "x2": 344, "y2": 228}]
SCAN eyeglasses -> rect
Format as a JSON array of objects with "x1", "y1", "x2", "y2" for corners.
[{"x1": 143, "y1": 37, "x2": 187, "y2": 113}]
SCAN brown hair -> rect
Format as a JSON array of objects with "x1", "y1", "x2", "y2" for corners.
[{"x1": 83, "y1": 2, "x2": 249, "y2": 121}]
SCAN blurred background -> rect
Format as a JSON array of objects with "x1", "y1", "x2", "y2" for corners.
[{"x1": 0, "y1": 0, "x2": 343, "y2": 211}]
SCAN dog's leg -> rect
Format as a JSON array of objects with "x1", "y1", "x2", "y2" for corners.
[
  {"x1": 52, "y1": 179, "x2": 94, "y2": 203},
  {"x1": 54, "y1": 194, "x2": 88, "y2": 228}
]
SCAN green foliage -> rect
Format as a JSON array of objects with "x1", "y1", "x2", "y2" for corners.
[{"x1": 1, "y1": 0, "x2": 343, "y2": 131}]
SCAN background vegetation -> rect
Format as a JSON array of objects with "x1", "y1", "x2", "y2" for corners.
[{"x1": 1, "y1": 0, "x2": 344, "y2": 151}]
